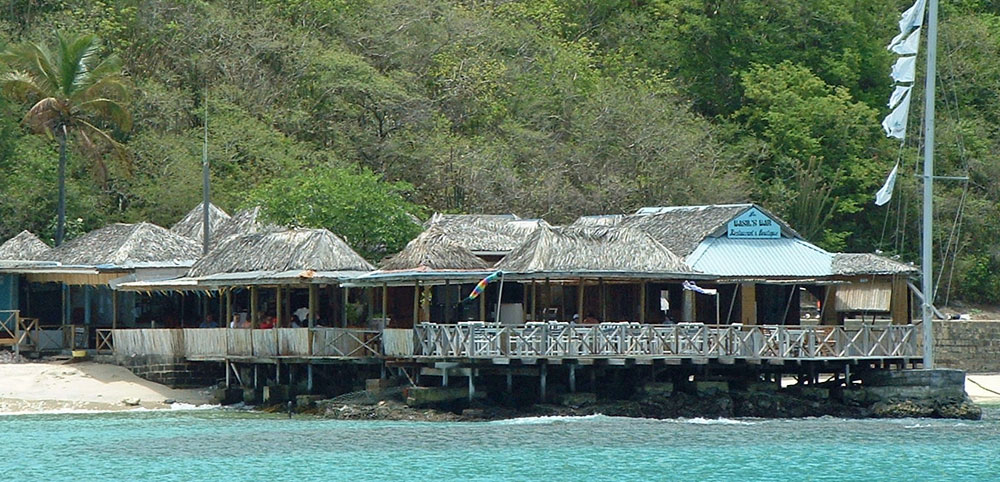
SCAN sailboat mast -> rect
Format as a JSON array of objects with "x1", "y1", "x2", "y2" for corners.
[{"x1": 921, "y1": 0, "x2": 938, "y2": 368}]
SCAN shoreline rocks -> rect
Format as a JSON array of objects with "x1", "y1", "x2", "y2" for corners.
[{"x1": 307, "y1": 369, "x2": 983, "y2": 422}]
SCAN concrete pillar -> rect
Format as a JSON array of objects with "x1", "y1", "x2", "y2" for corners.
[
  {"x1": 540, "y1": 364, "x2": 547, "y2": 402},
  {"x1": 468, "y1": 369, "x2": 475, "y2": 401},
  {"x1": 740, "y1": 283, "x2": 757, "y2": 325},
  {"x1": 506, "y1": 371, "x2": 513, "y2": 393},
  {"x1": 569, "y1": 364, "x2": 576, "y2": 393}
]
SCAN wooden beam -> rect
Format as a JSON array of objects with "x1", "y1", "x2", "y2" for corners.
[
  {"x1": 226, "y1": 290, "x2": 233, "y2": 328},
  {"x1": 478, "y1": 282, "x2": 485, "y2": 321},
  {"x1": 576, "y1": 278, "x2": 584, "y2": 321},
  {"x1": 599, "y1": 277, "x2": 606, "y2": 321},
  {"x1": 250, "y1": 286, "x2": 258, "y2": 328},
  {"x1": 740, "y1": 282, "x2": 757, "y2": 325},
  {"x1": 382, "y1": 283, "x2": 389, "y2": 327},
  {"x1": 341, "y1": 286, "x2": 348, "y2": 328},
  {"x1": 308, "y1": 285, "x2": 317, "y2": 328},
  {"x1": 414, "y1": 280, "x2": 421, "y2": 325},
  {"x1": 890, "y1": 276, "x2": 909, "y2": 325},
  {"x1": 275, "y1": 286, "x2": 283, "y2": 328},
  {"x1": 639, "y1": 280, "x2": 647, "y2": 324},
  {"x1": 531, "y1": 280, "x2": 537, "y2": 321}
]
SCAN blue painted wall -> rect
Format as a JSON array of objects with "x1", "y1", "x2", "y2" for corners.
[{"x1": 0, "y1": 274, "x2": 18, "y2": 311}]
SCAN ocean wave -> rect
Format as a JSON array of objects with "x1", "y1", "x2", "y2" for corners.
[
  {"x1": 489, "y1": 414, "x2": 610, "y2": 425},
  {"x1": 671, "y1": 417, "x2": 758, "y2": 425},
  {"x1": 169, "y1": 402, "x2": 221, "y2": 411}
]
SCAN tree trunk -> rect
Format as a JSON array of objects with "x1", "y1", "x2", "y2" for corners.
[{"x1": 56, "y1": 127, "x2": 67, "y2": 246}]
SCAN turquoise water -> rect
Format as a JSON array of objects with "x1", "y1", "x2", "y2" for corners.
[{"x1": 3, "y1": 408, "x2": 999, "y2": 481}]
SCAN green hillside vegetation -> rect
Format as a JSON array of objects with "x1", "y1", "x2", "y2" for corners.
[{"x1": 1, "y1": 0, "x2": 998, "y2": 303}]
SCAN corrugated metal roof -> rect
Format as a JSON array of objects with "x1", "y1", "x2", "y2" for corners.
[{"x1": 686, "y1": 237, "x2": 833, "y2": 277}]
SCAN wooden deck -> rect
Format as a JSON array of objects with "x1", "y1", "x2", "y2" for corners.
[
  {"x1": 110, "y1": 327, "x2": 383, "y2": 363},
  {"x1": 103, "y1": 322, "x2": 921, "y2": 366},
  {"x1": 412, "y1": 322, "x2": 921, "y2": 364}
]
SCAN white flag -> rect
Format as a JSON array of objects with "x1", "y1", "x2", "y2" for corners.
[
  {"x1": 882, "y1": 90, "x2": 912, "y2": 140},
  {"x1": 682, "y1": 280, "x2": 718, "y2": 296},
  {"x1": 887, "y1": 85, "x2": 911, "y2": 109},
  {"x1": 898, "y1": 0, "x2": 927, "y2": 33},
  {"x1": 889, "y1": 27, "x2": 922, "y2": 55},
  {"x1": 875, "y1": 163, "x2": 899, "y2": 206},
  {"x1": 891, "y1": 56, "x2": 916, "y2": 83}
]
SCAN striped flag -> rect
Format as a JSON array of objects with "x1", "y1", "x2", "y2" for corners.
[{"x1": 465, "y1": 271, "x2": 501, "y2": 301}]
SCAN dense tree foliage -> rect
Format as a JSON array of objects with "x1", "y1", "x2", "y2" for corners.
[
  {"x1": 246, "y1": 167, "x2": 423, "y2": 261},
  {"x1": 0, "y1": 0, "x2": 998, "y2": 302}
]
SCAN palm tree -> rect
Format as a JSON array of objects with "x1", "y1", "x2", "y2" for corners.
[{"x1": 0, "y1": 32, "x2": 131, "y2": 246}]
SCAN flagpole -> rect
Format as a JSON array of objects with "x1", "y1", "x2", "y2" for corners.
[
  {"x1": 921, "y1": 0, "x2": 938, "y2": 369},
  {"x1": 494, "y1": 271, "x2": 504, "y2": 325}
]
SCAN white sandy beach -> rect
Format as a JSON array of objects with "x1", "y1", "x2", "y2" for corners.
[
  {"x1": 0, "y1": 362, "x2": 219, "y2": 414},
  {"x1": 965, "y1": 374, "x2": 1000, "y2": 404}
]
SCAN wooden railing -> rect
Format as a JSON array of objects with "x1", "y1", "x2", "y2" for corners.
[
  {"x1": 111, "y1": 327, "x2": 382, "y2": 360},
  {"x1": 413, "y1": 322, "x2": 921, "y2": 361},
  {"x1": 95, "y1": 328, "x2": 114, "y2": 352},
  {"x1": 0, "y1": 311, "x2": 41, "y2": 355}
]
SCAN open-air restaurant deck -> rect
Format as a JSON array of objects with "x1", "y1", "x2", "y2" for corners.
[{"x1": 0, "y1": 203, "x2": 925, "y2": 398}]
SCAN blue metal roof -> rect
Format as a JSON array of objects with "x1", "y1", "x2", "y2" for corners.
[{"x1": 686, "y1": 237, "x2": 833, "y2": 277}]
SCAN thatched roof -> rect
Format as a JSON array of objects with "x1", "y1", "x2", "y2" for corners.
[
  {"x1": 42, "y1": 223, "x2": 201, "y2": 267},
  {"x1": 0, "y1": 231, "x2": 49, "y2": 260},
  {"x1": 211, "y1": 206, "x2": 282, "y2": 245},
  {"x1": 571, "y1": 215, "x2": 625, "y2": 228},
  {"x1": 427, "y1": 213, "x2": 549, "y2": 254},
  {"x1": 170, "y1": 202, "x2": 231, "y2": 245},
  {"x1": 497, "y1": 225, "x2": 692, "y2": 275},
  {"x1": 188, "y1": 228, "x2": 374, "y2": 277},
  {"x1": 379, "y1": 226, "x2": 491, "y2": 271},
  {"x1": 623, "y1": 204, "x2": 798, "y2": 257},
  {"x1": 833, "y1": 253, "x2": 919, "y2": 276}
]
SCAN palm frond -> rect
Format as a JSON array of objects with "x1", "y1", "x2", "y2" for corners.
[
  {"x1": 78, "y1": 75, "x2": 129, "y2": 106},
  {"x1": 57, "y1": 32, "x2": 98, "y2": 97},
  {"x1": 24, "y1": 97, "x2": 65, "y2": 134},
  {"x1": 0, "y1": 71, "x2": 45, "y2": 102},
  {"x1": 76, "y1": 54, "x2": 123, "y2": 94},
  {"x1": 78, "y1": 98, "x2": 132, "y2": 132}
]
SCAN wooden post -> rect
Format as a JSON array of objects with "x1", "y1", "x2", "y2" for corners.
[
  {"x1": 599, "y1": 278, "x2": 606, "y2": 321},
  {"x1": 444, "y1": 280, "x2": 451, "y2": 324},
  {"x1": 275, "y1": 286, "x2": 283, "y2": 328},
  {"x1": 83, "y1": 285, "x2": 91, "y2": 326},
  {"x1": 478, "y1": 284, "x2": 486, "y2": 321},
  {"x1": 111, "y1": 290, "x2": 118, "y2": 330},
  {"x1": 531, "y1": 280, "x2": 537, "y2": 321},
  {"x1": 740, "y1": 283, "x2": 757, "y2": 325},
  {"x1": 506, "y1": 371, "x2": 513, "y2": 393},
  {"x1": 682, "y1": 289, "x2": 696, "y2": 322},
  {"x1": 62, "y1": 284, "x2": 69, "y2": 327},
  {"x1": 639, "y1": 281, "x2": 647, "y2": 323},
  {"x1": 890, "y1": 276, "x2": 909, "y2": 324},
  {"x1": 283, "y1": 286, "x2": 291, "y2": 325},
  {"x1": 307, "y1": 364, "x2": 314, "y2": 393},
  {"x1": 569, "y1": 364, "x2": 576, "y2": 393},
  {"x1": 250, "y1": 286, "x2": 259, "y2": 328},
  {"x1": 821, "y1": 286, "x2": 838, "y2": 326},
  {"x1": 576, "y1": 279, "x2": 584, "y2": 321},
  {"x1": 341, "y1": 286, "x2": 349, "y2": 328},
  {"x1": 414, "y1": 281, "x2": 421, "y2": 325},
  {"x1": 308, "y1": 285, "x2": 318, "y2": 327},
  {"x1": 382, "y1": 283, "x2": 389, "y2": 327},
  {"x1": 225, "y1": 290, "x2": 233, "y2": 328}
]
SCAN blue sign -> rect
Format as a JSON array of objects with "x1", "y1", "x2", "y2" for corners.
[{"x1": 727, "y1": 208, "x2": 780, "y2": 239}]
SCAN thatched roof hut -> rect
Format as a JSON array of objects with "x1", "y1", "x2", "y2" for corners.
[
  {"x1": 497, "y1": 225, "x2": 693, "y2": 276},
  {"x1": 427, "y1": 213, "x2": 549, "y2": 255},
  {"x1": 0, "y1": 230, "x2": 49, "y2": 261},
  {"x1": 170, "y1": 202, "x2": 231, "y2": 245},
  {"x1": 41, "y1": 222, "x2": 201, "y2": 268},
  {"x1": 379, "y1": 226, "x2": 490, "y2": 271},
  {"x1": 623, "y1": 204, "x2": 799, "y2": 258},
  {"x1": 188, "y1": 228, "x2": 374, "y2": 278},
  {"x1": 833, "y1": 253, "x2": 919, "y2": 276},
  {"x1": 211, "y1": 206, "x2": 282, "y2": 245}
]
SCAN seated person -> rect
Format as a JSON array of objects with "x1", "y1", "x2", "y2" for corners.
[{"x1": 199, "y1": 314, "x2": 218, "y2": 328}]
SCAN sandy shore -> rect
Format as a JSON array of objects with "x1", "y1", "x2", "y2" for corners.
[
  {"x1": 966, "y1": 374, "x2": 1000, "y2": 404},
  {"x1": 0, "y1": 362, "x2": 218, "y2": 414}
]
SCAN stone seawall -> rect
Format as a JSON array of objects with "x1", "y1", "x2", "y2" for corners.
[
  {"x1": 935, "y1": 321, "x2": 1000, "y2": 372},
  {"x1": 112, "y1": 354, "x2": 223, "y2": 388}
]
